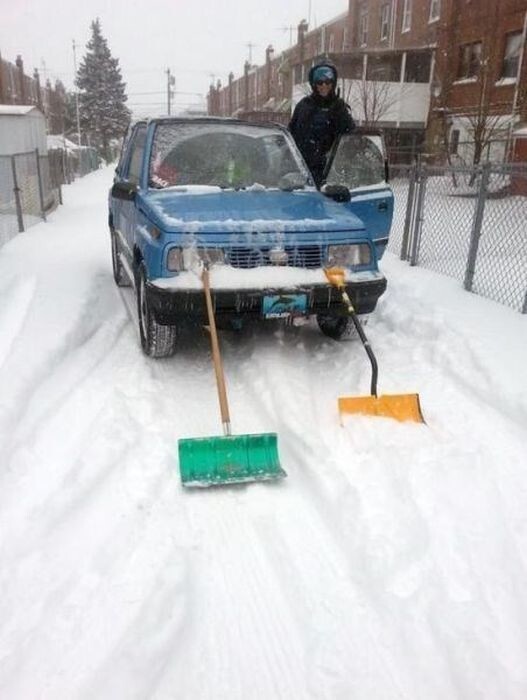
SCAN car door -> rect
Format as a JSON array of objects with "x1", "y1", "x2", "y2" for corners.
[
  {"x1": 324, "y1": 131, "x2": 394, "y2": 259},
  {"x1": 118, "y1": 124, "x2": 147, "y2": 267}
]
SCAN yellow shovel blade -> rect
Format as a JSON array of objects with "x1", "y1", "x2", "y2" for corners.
[{"x1": 338, "y1": 393, "x2": 425, "y2": 423}]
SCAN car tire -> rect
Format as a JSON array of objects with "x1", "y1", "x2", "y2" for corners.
[
  {"x1": 136, "y1": 265, "x2": 178, "y2": 358},
  {"x1": 317, "y1": 313, "x2": 370, "y2": 341},
  {"x1": 110, "y1": 228, "x2": 131, "y2": 287}
]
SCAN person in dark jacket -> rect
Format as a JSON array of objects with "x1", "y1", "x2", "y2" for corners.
[{"x1": 289, "y1": 62, "x2": 355, "y2": 187}]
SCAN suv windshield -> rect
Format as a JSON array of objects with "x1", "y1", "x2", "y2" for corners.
[
  {"x1": 325, "y1": 133, "x2": 386, "y2": 190},
  {"x1": 149, "y1": 122, "x2": 310, "y2": 190}
]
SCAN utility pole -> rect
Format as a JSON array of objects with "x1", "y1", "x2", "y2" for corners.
[
  {"x1": 166, "y1": 68, "x2": 175, "y2": 115},
  {"x1": 72, "y1": 39, "x2": 82, "y2": 146}
]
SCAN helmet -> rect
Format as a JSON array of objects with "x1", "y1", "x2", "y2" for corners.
[{"x1": 308, "y1": 62, "x2": 338, "y2": 88}]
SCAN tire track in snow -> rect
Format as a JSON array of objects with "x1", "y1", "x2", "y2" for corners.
[
  {"x1": 221, "y1": 321, "x2": 527, "y2": 698},
  {"x1": 0, "y1": 274, "x2": 37, "y2": 370},
  {"x1": 179, "y1": 492, "x2": 309, "y2": 700},
  {"x1": 0, "y1": 273, "x2": 127, "y2": 460}
]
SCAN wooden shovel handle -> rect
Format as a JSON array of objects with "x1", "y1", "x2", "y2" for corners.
[{"x1": 202, "y1": 268, "x2": 231, "y2": 429}]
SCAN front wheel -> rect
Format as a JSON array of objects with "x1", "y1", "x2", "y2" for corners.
[
  {"x1": 136, "y1": 265, "x2": 178, "y2": 358},
  {"x1": 317, "y1": 313, "x2": 370, "y2": 341}
]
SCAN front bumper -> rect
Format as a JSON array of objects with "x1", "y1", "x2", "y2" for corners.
[{"x1": 146, "y1": 276, "x2": 387, "y2": 325}]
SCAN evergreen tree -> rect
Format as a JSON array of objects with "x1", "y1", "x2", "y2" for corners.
[{"x1": 76, "y1": 18, "x2": 131, "y2": 161}]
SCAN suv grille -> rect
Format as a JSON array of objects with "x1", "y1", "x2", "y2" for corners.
[{"x1": 227, "y1": 245, "x2": 323, "y2": 269}]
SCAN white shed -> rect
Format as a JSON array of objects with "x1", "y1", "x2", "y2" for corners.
[{"x1": 0, "y1": 105, "x2": 47, "y2": 156}]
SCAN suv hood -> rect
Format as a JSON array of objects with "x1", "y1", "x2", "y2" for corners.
[{"x1": 140, "y1": 189, "x2": 365, "y2": 235}]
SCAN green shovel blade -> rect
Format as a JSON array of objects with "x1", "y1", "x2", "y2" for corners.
[{"x1": 178, "y1": 433, "x2": 285, "y2": 487}]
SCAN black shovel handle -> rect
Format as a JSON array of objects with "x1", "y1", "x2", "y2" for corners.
[{"x1": 341, "y1": 289, "x2": 378, "y2": 398}]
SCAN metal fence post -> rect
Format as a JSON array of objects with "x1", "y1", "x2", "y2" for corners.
[
  {"x1": 410, "y1": 165, "x2": 427, "y2": 267},
  {"x1": 464, "y1": 162, "x2": 491, "y2": 292},
  {"x1": 34, "y1": 149, "x2": 47, "y2": 222},
  {"x1": 400, "y1": 162, "x2": 417, "y2": 261},
  {"x1": 11, "y1": 155, "x2": 24, "y2": 233}
]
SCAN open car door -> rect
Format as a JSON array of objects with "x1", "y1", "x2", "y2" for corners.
[{"x1": 323, "y1": 130, "x2": 393, "y2": 260}]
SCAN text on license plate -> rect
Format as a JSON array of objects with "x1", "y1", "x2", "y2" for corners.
[{"x1": 262, "y1": 294, "x2": 307, "y2": 318}]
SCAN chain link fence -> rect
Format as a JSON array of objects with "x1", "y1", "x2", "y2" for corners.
[
  {"x1": 389, "y1": 162, "x2": 527, "y2": 313},
  {"x1": 0, "y1": 146, "x2": 99, "y2": 249}
]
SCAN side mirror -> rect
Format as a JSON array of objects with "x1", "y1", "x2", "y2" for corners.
[
  {"x1": 321, "y1": 184, "x2": 351, "y2": 203},
  {"x1": 111, "y1": 181, "x2": 138, "y2": 201}
]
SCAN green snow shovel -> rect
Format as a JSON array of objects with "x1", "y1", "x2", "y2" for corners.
[{"x1": 178, "y1": 268, "x2": 286, "y2": 487}]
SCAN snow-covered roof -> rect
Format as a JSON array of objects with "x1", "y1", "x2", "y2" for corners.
[
  {"x1": 0, "y1": 105, "x2": 42, "y2": 117},
  {"x1": 513, "y1": 126, "x2": 527, "y2": 137},
  {"x1": 47, "y1": 134, "x2": 81, "y2": 151}
]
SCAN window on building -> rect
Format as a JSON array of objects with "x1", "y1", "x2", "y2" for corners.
[
  {"x1": 340, "y1": 57, "x2": 363, "y2": 79},
  {"x1": 380, "y1": 4, "x2": 391, "y2": 41},
  {"x1": 359, "y1": 9, "x2": 368, "y2": 46},
  {"x1": 402, "y1": 0, "x2": 412, "y2": 32},
  {"x1": 429, "y1": 0, "x2": 440, "y2": 22},
  {"x1": 329, "y1": 34, "x2": 335, "y2": 53},
  {"x1": 501, "y1": 31, "x2": 523, "y2": 79},
  {"x1": 457, "y1": 41, "x2": 482, "y2": 79},
  {"x1": 405, "y1": 52, "x2": 432, "y2": 82},
  {"x1": 367, "y1": 54, "x2": 402, "y2": 82}
]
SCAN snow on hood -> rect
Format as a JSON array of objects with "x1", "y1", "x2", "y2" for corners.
[{"x1": 142, "y1": 189, "x2": 364, "y2": 234}]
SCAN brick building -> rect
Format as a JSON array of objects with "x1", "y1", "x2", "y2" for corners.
[
  {"x1": 0, "y1": 52, "x2": 68, "y2": 135},
  {"x1": 430, "y1": 0, "x2": 527, "y2": 164},
  {"x1": 210, "y1": 0, "x2": 527, "y2": 164}
]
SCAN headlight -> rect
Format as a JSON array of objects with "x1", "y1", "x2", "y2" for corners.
[
  {"x1": 328, "y1": 244, "x2": 371, "y2": 267},
  {"x1": 198, "y1": 248, "x2": 225, "y2": 266},
  {"x1": 167, "y1": 247, "x2": 184, "y2": 271},
  {"x1": 180, "y1": 247, "x2": 225, "y2": 270}
]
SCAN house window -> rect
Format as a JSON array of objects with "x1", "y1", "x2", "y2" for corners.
[
  {"x1": 402, "y1": 0, "x2": 412, "y2": 32},
  {"x1": 429, "y1": 0, "x2": 440, "y2": 22},
  {"x1": 405, "y1": 51, "x2": 432, "y2": 82},
  {"x1": 359, "y1": 9, "x2": 368, "y2": 46},
  {"x1": 329, "y1": 33, "x2": 335, "y2": 53},
  {"x1": 457, "y1": 41, "x2": 482, "y2": 79},
  {"x1": 501, "y1": 31, "x2": 523, "y2": 79},
  {"x1": 380, "y1": 4, "x2": 391, "y2": 41}
]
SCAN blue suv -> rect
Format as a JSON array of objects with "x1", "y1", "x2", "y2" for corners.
[{"x1": 109, "y1": 117, "x2": 393, "y2": 357}]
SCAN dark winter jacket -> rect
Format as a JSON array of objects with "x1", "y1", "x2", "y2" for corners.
[{"x1": 289, "y1": 63, "x2": 355, "y2": 186}]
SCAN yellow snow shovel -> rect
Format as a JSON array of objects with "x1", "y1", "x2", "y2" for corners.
[
  {"x1": 178, "y1": 268, "x2": 286, "y2": 487},
  {"x1": 324, "y1": 267, "x2": 424, "y2": 423}
]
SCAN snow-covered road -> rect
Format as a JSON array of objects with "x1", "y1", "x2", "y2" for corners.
[{"x1": 1, "y1": 167, "x2": 527, "y2": 699}]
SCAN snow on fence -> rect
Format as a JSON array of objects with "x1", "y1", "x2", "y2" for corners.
[{"x1": 389, "y1": 162, "x2": 527, "y2": 314}]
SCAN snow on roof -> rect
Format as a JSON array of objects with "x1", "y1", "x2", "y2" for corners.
[
  {"x1": 0, "y1": 105, "x2": 42, "y2": 116},
  {"x1": 513, "y1": 126, "x2": 527, "y2": 137},
  {"x1": 47, "y1": 134, "x2": 81, "y2": 151}
]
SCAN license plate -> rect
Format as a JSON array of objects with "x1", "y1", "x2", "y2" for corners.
[{"x1": 262, "y1": 294, "x2": 307, "y2": 318}]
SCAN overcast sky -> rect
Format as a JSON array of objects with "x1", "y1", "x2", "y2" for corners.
[{"x1": 1, "y1": 0, "x2": 348, "y2": 117}]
